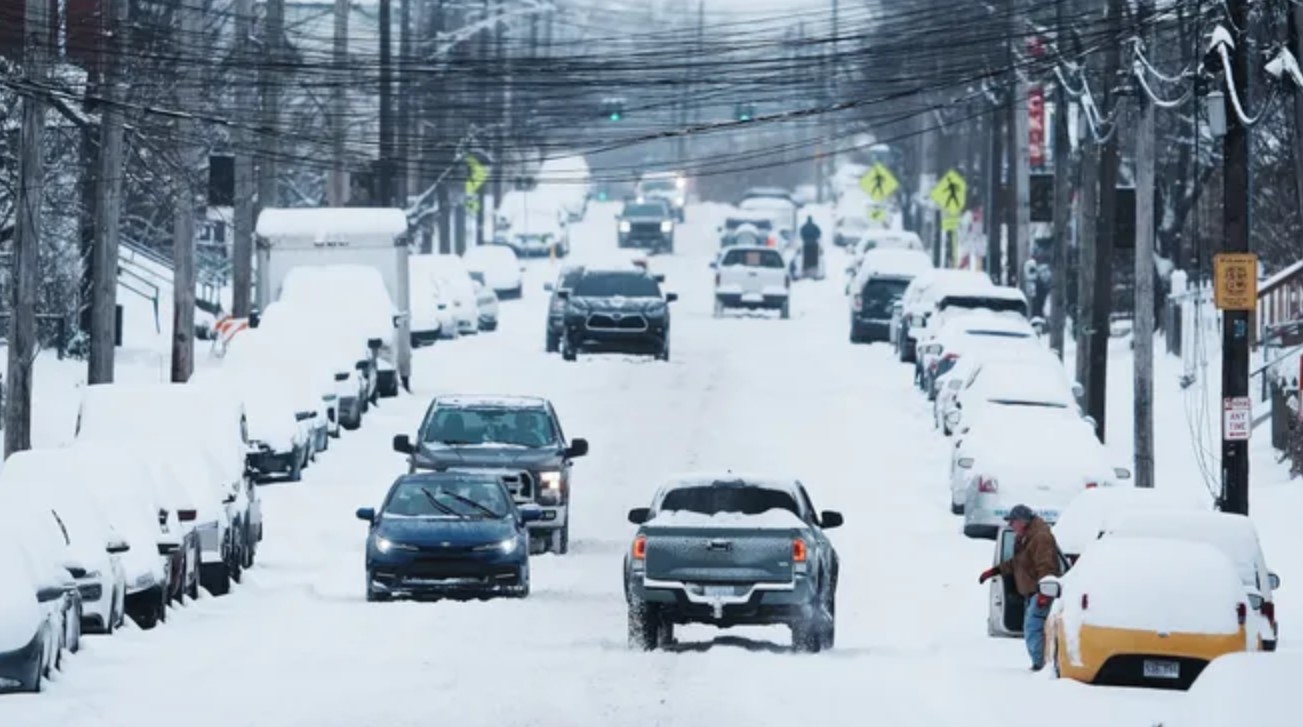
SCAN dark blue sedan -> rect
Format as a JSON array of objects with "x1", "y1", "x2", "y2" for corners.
[{"x1": 356, "y1": 472, "x2": 542, "y2": 601}]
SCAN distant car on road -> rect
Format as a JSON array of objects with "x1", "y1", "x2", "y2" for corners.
[
  {"x1": 710, "y1": 245, "x2": 791, "y2": 319},
  {"x1": 392, "y1": 395, "x2": 589, "y2": 555},
  {"x1": 557, "y1": 269, "x2": 677, "y2": 361},
  {"x1": 543, "y1": 265, "x2": 586, "y2": 353},
  {"x1": 356, "y1": 471, "x2": 543, "y2": 601},
  {"x1": 624, "y1": 474, "x2": 843, "y2": 652},
  {"x1": 463, "y1": 244, "x2": 524, "y2": 300},
  {"x1": 617, "y1": 199, "x2": 676, "y2": 253}
]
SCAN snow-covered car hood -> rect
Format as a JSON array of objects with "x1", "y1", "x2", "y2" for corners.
[{"x1": 412, "y1": 443, "x2": 565, "y2": 472}]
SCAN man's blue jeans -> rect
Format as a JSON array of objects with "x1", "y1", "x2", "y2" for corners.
[{"x1": 1024, "y1": 597, "x2": 1050, "y2": 669}]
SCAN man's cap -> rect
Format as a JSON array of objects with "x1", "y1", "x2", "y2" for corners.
[{"x1": 1004, "y1": 504, "x2": 1035, "y2": 523}]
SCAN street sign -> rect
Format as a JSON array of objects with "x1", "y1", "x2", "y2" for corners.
[
  {"x1": 1214, "y1": 253, "x2": 1258, "y2": 311},
  {"x1": 466, "y1": 156, "x2": 488, "y2": 198},
  {"x1": 869, "y1": 207, "x2": 889, "y2": 223},
  {"x1": 941, "y1": 214, "x2": 959, "y2": 232},
  {"x1": 465, "y1": 196, "x2": 480, "y2": 213},
  {"x1": 1223, "y1": 396, "x2": 1251, "y2": 441},
  {"x1": 860, "y1": 162, "x2": 899, "y2": 202},
  {"x1": 930, "y1": 169, "x2": 967, "y2": 216}
]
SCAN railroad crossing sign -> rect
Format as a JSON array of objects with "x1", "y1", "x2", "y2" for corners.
[
  {"x1": 930, "y1": 169, "x2": 967, "y2": 216},
  {"x1": 860, "y1": 162, "x2": 899, "y2": 202},
  {"x1": 1213, "y1": 252, "x2": 1258, "y2": 311}
]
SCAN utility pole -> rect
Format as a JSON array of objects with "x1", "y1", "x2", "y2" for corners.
[
  {"x1": 1290, "y1": 6, "x2": 1303, "y2": 216},
  {"x1": 377, "y1": 0, "x2": 411, "y2": 391},
  {"x1": 826, "y1": 0, "x2": 838, "y2": 204},
  {"x1": 89, "y1": 0, "x2": 129, "y2": 384},
  {"x1": 328, "y1": 0, "x2": 349, "y2": 206},
  {"x1": 6, "y1": 0, "x2": 50, "y2": 456},
  {"x1": 1220, "y1": 0, "x2": 1251, "y2": 514},
  {"x1": 986, "y1": 96, "x2": 1003, "y2": 283},
  {"x1": 396, "y1": 0, "x2": 412, "y2": 207},
  {"x1": 1076, "y1": 129, "x2": 1099, "y2": 393},
  {"x1": 1012, "y1": 85, "x2": 1031, "y2": 289},
  {"x1": 1133, "y1": 3, "x2": 1156, "y2": 489},
  {"x1": 231, "y1": 0, "x2": 256, "y2": 317},
  {"x1": 490, "y1": 0, "x2": 505, "y2": 216},
  {"x1": 171, "y1": 0, "x2": 203, "y2": 383},
  {"x1": 257, "y1": 0, "x2": 285, "y2": 309},
  {"x1": 1049, "y1": 14, "x2": 1071, "y2": 357},
  {"x1": 1086, "y1": 0, "x2": 1125, "y2": 441}
]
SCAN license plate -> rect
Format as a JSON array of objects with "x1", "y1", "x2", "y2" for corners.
[
  {"x1": 703, "y1": 585, "x2": 735, "y2": 597},
  {"x1": 1142, "y1": 659, "x2": 1180, "y2": 679},
  {"x1": 742, "y1": 293, "x2": 763, "y2": 302}
]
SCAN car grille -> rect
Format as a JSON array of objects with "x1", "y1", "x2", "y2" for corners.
[
  {"x1": 501, "y1": 471, "x2": 533, "y2": 501},
  {"x1": 587, "y1": 314, "x2": 648, "y2": 331},
  {"x1": 402, "y1": 560, "x2": 517, "y2": 580},
  {"x1": 630, "y1": 222, "x2": 662, "y2": 235}
]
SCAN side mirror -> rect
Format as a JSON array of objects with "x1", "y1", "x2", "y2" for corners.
[
  {"x1": 957, "y1": 457, "x2": 974, "y2": 469},
  {"x1": 708, "y1": 260, "x2": 717, "y2": 269},
  {"x1": 945, "y1": 411, "x2": 961, "y2": 430},
  {"x1": 519, "y1": 505, "x2": 545, "y2": 523},
  {"x1": 176, "y1": 509, "x2": 197, "y2": 523},
  {"x1": 106, "y1": 539, "x2": 131, "y2": 554},
  {"x1": 355, "y1": 507, "x2": 376, "y2": 522},
  {"x1": 653, "y1": 274, "x2": 666, "y2": 283},
  {"x1": 544, "y1": 282, "x2": 555, "y2": 292},
  {"x1": 627, "y1": 507, "x2": 650, "y2": 524},
  {"x1": 820, "y1": 510, "x2": 844, "y2": 529},
  {"x1": 565, "y1": 438, "x2": 589, "y2": 458},
  {"x1": 393, "y1": 434, "x2": 414, "y2": 454},
  {"x1": 556, "y1": 290, "x2": 570, "y2": 300},
  {"x1": 367, "y1": 337, "x2": 384, "y2": 350},
  {"x1": 334, "y1": 372, "x2": 350, "y2": 382},
  {"x1": 36, "y1": 585, "x2": 67, "y2": 603},
  {"x1": 1038, "y1": 578, "x2": 1062, "y2": 599},
  {"x1": 1030, "y1": 316, "x2": 1046, "y2": 334},
  {"x1": 1113, "y1": 467, "x2": 1132, "y2": 480},
  {"x1": 295, "y1": 411, "x2": 315, "y2": 422},
  {"x1": 222, "y1": 492, "x2": 238, "y2": 505},
  {"x1": 891, "y1": 301, "x2": 904, "y2": 312},
  {"x1": 665, "y1": 292, "x2": 678, "y2": 303},
  {"x1": 355, "y1": 360, "x2": 369, "y2": 372},
  {"x1": 1071, "y1": 382, "x2": 1085, "y2": 400},
  {"x1": 1269, "y1": 572, "x2": 1281, "y2": 590},
  {"x1": 158, "y1": 542, "x2": 182, "y2": 556}
]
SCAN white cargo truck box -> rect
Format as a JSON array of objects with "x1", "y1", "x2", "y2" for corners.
[{"x1": 256, "y1": 207, "x2": 408, "y2": 305}]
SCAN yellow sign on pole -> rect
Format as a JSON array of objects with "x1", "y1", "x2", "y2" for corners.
[
  {"x1": 465, "y1": 196, "x2": 480, "y2": 213},
  {"x1": 1214, "y1": 253, "x2": 1258, "y2": 311},
  {"x1": 465, "y1": 156, "x2": 488, "y2": 198},
  {"x1": 930, "y1": 169, "x2": 968, "y2": 216},
  {"x1": 869, "y1": 207, "x2": 889, "y2": 224},
  {"x1": 941, "y1": 214, "x2": 959, "y2": 232},
  {"x1": 860, "y1": 163, "x2": 899, "y2": 202}
]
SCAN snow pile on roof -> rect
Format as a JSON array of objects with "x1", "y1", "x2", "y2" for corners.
[
  {"x1": 940, "y1": 283, "x2": 1027, "y2": 303},
  {"x1": 857, "y1": 248, "x2": 933, "y2": 278},
  {"x1": 256, "y1": 207, "x2": 407, "y2": 239},
  {"x1": 970, "y1": 360, "x2": 1075, "y2": 407},
  {"x1": 1053, "y1": 487, "x2": 1209, "y2": 556},
  {"x1": 1166, "y1": 652, "x2": 1303, "y2": 726},
  {"x1": 0, "y1": 543, "x2": 41, "y2": 652},
  {"x1": 1101, "y1": 510, "x2": 1266, "y2": 589},
  {"x1": 1062, "y1": 536, "x2": 1245, "y2": 636},
  {"x1": 648, "y1": 508, "x2": 809, "y2": 530}
]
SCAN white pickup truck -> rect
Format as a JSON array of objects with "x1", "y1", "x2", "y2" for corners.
[{"x1": 710, "y1": 245, "x2": 791, "y2": 319}]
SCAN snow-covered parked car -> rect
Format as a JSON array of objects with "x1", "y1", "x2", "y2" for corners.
[
  {"x1": 623, "y1": 474, "x2": 843, "y2": 652},
  {"x1": 710, "y1": 245, "x2": 790, "y2": 318},
  {"x1": 496, "y1": 191, "x2": 570, "y2": 257},
  {"x1": 933, "y1": 346, "x2": 1064, "y2": 433},
  {"x1": 894, "y1": 268, "x2": 997, "y2": 363},
  {"x1": 847, "y1": 228, "x2": 925, "y2": 274},
  {"x1": 253, "y1": 299, "x2": 370, "y2": 429},
  {"x1": 238, "y1": 376, "x2": 311, "y2": 482},
  {"x1": 412, "y1": 253, "x2": 480, "y2": 335},
  {"x1": 1051, "y1": 487, "x2": 1208, "y2": 566},
  {"x1": 0, "y1": 456, "x2": 128, "y2": 635},
  {"x1": 943, "y1": 354, "x2": 1084, "y2": 436},
  {"x1": 0, "y1": 538, "x2": 76, "y2": 693},
  {"x1": 916, "y1": 310, "x2": 1041, "y2": 399},
  {"x1": 1100, "y1": 510, "x2": 1280, "y2": 651},
  {"x1": 278, "y1": 264, "x2": 403, "y2": 398},
  {"x1": 953, "y1": 403, "x2": 1129, "y2": 538},
  {"x1": 848, "y1": 248, "x2": 933, "y2": 342},
  {"x1": 472, "y1": 278, "x2": 499, "y2": 331},
  {"x1": 1039, "y1": 536, "x2": 1257, "y2": 688},
  {"x1": 463, "y1": 244, "x2": 525, "y2": 299},
  {"x1": 408, "y1": 254, "x2": 456, "y2": 345},
  {"x1": 1164, "y1": 651, "x2": 1303, "y2": 726}
]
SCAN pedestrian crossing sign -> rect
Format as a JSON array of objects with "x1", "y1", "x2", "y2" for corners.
[
  {"x1": 466, "y1": 156, "x2": 489, "y2": 198},
  {"x1": 930, "y1": 169, "x2": 967, "y2": 215},
  {"x1": 941, "y1": 214, "x2": 959, "y2": 232},
  {"x1": 860, "y1": 163, "x2": 899, "y2": 202},
  {"x1": 869, "y1": 207, "x2": 889, "y2": 223}
]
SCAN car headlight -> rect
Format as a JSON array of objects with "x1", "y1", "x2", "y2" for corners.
[
  {"x1": 660, "y1": 220, "x2": 673, "y2": 232},
  {"x1": 675, "y1": 196, "x2": 685, "y2": 207},
  {"x1": 619, "y1": 221, "x2": 631, "y2": 233},
  {"x1": 539, "y1": 471, "x2": 562, "y2": 490},
  {"x1": 498, "y1": 537, "x2": 517, "y2": 554},
  {"x1": 373, "y1": 536, "x2": 417, "y2": 554}
]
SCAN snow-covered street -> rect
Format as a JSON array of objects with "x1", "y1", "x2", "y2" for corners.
[{"x1": 0, "y1": 204, "x2": 1233, "y2": 726}]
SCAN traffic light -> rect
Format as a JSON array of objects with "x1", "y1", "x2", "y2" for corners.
[
  {"x1": 735, "y1": 102, "x2": 756, "y2": 121},
  {"x1": 601, "y1": 97, "x2": 625, "y2": 121}
]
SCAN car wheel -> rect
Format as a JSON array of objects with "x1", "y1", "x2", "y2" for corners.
[
  {"x1": 628, "y1": 601, "x2": 661, "y2": 651},
  {"x1": 288, "y1": 449, "x2": 303, "y2": 482},
  {"x1": 551, "y1": 525, "x2": 569, "y2": 555},
  {"x1": 780, "y1": 301, "x2": 791, "y2": 320},
  {"x1": 821, "y1": 592, "x2": 837, "y2": 650},
  {"x1": 201, "y1": 561, "x2": 232, "y2": 597},
  {"x1": 656, "y1": 341, "x2": 670, "y2": 362},
  {"x1": 713, "y1": 298, "x2": 724, "y2": 318},
  {"x1": 510, "y1": 565, "x2": 531, "y2": 598},
  {"x1": 546, "y1": 331, "x2": 560, "y2": 353},
  {"x1": 28, "y1": 653, "x2": 42, "y2": 693},
  {"x1": 561, "y1": 336, "x2": 578, "y2": 361},
  {"x1": 950, "y1": 500, "x2": 964, "y2": 515},
  {"x1": 791, "y1": 618, "x2": 823, "y2": 653}
]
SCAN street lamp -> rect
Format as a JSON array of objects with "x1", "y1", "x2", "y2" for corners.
[{"x1": 1204, "y1": 88, "x2": 1227, "y2": 138}]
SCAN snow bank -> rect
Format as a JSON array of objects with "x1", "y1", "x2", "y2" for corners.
[
  {"x1": 1061, "y1": 536, "x2": 1245, "y2": 636},
  {"x1": 1164, "y1": 651, "x2": 1303, "y2": 726},
  {"x1": 648, "y1": 508, "x2": 809, "y2": 530},
  {"x1": 0, "y1": 544, "x2": 41, "y2": 652},
  {"x1": 1053, "y1": 488, "x2": 1208, "y2": 556},
  {"x1": 857, "y1": 248, "x2": 932, "y2": 277}
]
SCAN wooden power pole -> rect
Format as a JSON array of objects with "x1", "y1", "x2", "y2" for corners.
[
  {"x1": 328, "y1": 0, "x2": 350, "y2": 206},
  {"x1": 1048, "y1": 0, "x2": 1071, "y2": 358},
  {"x1": 232, "y1": 0, "x2": 256, "y2": 317},
  {"x1": 6, "y1": 0, "x2": 50, "y2": 456},
  {"x1": 89, "y1": 0, "x2": 129, "y2": 384},
  {"x1": 1133, "y1": 3, "x2": 1156, "y2": 488},
  {"x1": 256, "y1": 0, "x2": 285, "y2": 309},
  {"x1": 170, "y1": 0, "x2": 203, "y2": 383}
]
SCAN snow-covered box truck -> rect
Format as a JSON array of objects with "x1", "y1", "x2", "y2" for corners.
[{"x1": 255, "y1": 207, "x2": 412, "y2": 394}]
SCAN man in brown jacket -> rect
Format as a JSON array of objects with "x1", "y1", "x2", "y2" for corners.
[{"x1": 978, "y1": 504, "x2": 1063, "y2": 671}]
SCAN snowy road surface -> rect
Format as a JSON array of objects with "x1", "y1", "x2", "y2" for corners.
[{"x1": 1, "y1": 203, "x2": 1192, "y2": 726}]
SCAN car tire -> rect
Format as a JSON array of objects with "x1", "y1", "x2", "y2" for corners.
[
  {"x1": 288, "y1": 448, "x2": 303, "y2": 482},
  {"x1": 951, "y1": 500, "x2": 964, "y2": 515},
  {"x1": 656, "y1": 340, "x2": 670, "y2": 362},
  {"x1": 201, "y1": 561, "x2": 231, "y2": 597},
  {"x1": 552, "y1": 524, "x2": 570, "y2": 555},
  {"x1": 780, "y1": 301, "x2": 791, "y2": 320},
  {"x1": 129, "y1": 586, "x2": 165, "y2": 630},
  {"x1": 628, "y1": 601, "x2": 662, "y2": 651},
  {"x1": 377, "y1": 370, "x2": 400, "y2": 398},
  {"x1": 510, "y1": 565, "x2": 531, "y2": 598},
  {"x1": 791, "y1": 618, "x2": 823, "y2": 653},
  {"x1": 546, "y1": 331, "x2": 560, "y2": 353},
  {"x1": 561, "y1": 336, "x2": 578, "y2": 361},
  {"x1": 713, "y1": 299, "x2": 724, "y2": 318}
]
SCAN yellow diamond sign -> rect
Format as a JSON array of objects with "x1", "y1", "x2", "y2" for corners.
[
  {"x1": 466, "y1": 156, "x2": 489, "y2": 197},
  {"x1": 931, "y1": 169, "x2": 967, "y2": 215},
  {"x1": 860, "y1": 162, "x2": 899, "y2": 202}
]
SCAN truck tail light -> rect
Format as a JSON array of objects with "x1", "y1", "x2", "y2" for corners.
[
  {"x1": 1080, "y1": 593, "x2": 1089, "y2": 610},
  {"x1": 632, "y1": 535, "x2": 647, "y2": 561},
  {"x1": 852, "y1": 294, "x2": 862, "y2": 312},
  {"x1": 1261, "y1": 600, "x2": 1275, "y2": 624},
  {"x1": 158, "y1": 509, "x2": 169, "y2": 526},
  {"x1": 1237, "y1": 603, "x2": 1247, "y2": 625},
  {"x1": 1084, "y1": 481, "x2": 1099, "y2": 489},
  {"x1": 977, "y1": 476, "x2": 998, "y2": 493},
  {"x1": 792, "y1": 538, "x2": 808, "y2": 563},
  {"x1": 177, "y1": 509, "x2": 197, "y2": 522}
]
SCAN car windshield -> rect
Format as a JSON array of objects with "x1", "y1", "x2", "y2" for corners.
[
  {"x1": 641, "y1": 181, "x2": 676, "y2": 192},
  {"x1": 560, "y1": 269, "x2": 584, "y2": 287},
  {"x1": 660, "y1": 485, "x2": 800, "y2": 517},
  {"x1": 862, "y1": 278, "x2": 910, "y2": 304},
  {"x1": 574, "y1": 272, "x2": 662, "y2": 298},
  {"x1": 721, "y1": 249, "x2": 784, "y2": 268},
  {"x1": 422, "y1": 406, "x2": 557, "y2": 447},
  {"x1": 384, "y1": 479, "x2": 508, "y2": 519},
  {"x1": 624, "y1": 204, "x2": 666, "y2": 217}
]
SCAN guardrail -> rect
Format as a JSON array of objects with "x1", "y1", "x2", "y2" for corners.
[{"x1": 116, "y1": 265, "x2": 161, "y2": 333}]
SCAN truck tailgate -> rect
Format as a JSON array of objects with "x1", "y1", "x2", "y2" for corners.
[{"x1": 643, "y1": 526, "x2": 800, "y2": 583}]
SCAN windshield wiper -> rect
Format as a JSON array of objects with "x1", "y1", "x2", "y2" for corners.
[
  {"x1": 436, "y1": 490, "x2": 504, "y2": 519},
  {"x1": 420, "y1": 488, "x2": 466, "y2": 518}
]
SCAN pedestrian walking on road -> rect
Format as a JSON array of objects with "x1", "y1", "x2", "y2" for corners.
[{"x1": 978, "y1": 505, "x2": 1063, "y2": 671}]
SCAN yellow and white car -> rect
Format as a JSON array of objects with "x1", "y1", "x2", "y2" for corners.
[{"x1": 1038, "y1": 535, "x2": 1257, "y2": 689}]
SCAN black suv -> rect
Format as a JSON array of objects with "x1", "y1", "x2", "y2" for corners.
[
  {"x1": 557, "y1": 269, "x2": 677, "y2": 361},
  {"x1": 617, "y1": 199, "x2": 675, "y2": 253},
  {"x1": 543, "y1": 265, "x2": 585, "y2": 353},
  {"x1": 849, "y1": 270, "x2": 917, "y2": 343},
  {"x1": 392, "y1": 395, "x2": 589, "y2": 555}
]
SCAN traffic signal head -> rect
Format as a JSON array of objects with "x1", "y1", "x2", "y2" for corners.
[{"x1": 735, "y1": 102, "x2": 755, "y2": 121}]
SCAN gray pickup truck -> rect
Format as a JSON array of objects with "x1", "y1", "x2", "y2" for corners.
[{"x1": 623, "y1": 475, "x2": 843, "y2": 652}]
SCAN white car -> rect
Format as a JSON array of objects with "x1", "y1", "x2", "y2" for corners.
[
  {"x1": 934, "y1": 345, "x2": 1064, "y2": 433},
  {"x1": 0, "y1": 537, "x2": 75, "y2": 693},
  {"x1": 711, "y1": 245, "x2": 790, "y2": 318},
  {"x1": 249, "y1": 300, "x2": 368, "y2": 431},
  {"x1": 916, "y1": 309, "x2": 1040, "y2": 399},
  {"x1": 894, "y1": 268, "x2": 996, "y2": 362},
  {"x1": 410, "y1": 254, "x2": 478, "y2": 336},
  {"x1": 944, "y1": 355, "x2": 1084, "y2": 436},
  {"x1": 953, "y1": 404, "x2": 1128, "y2": 537},
  {"x1": 408, "y1": 256, "x2": 455, "y2": 345},
  {"x1": 221, "y1": 327, "x2": 331, "y2": 450},
  {"x1": 1100, "y1": 509, "x2": 1280, "y2": 651},
  {"x1": 496, "y1": 194, "x2": 569, "y2": 258},
  {"x1": 463, "y1": 244, "x2": 525, "y2": 299},
  {"x1": 234, "y1": 373, "x2": 311, "y2": 482},
  {"x1": 848, "y1": 229, "x2": 926, "y2": 272},
  {"x1": 1169, "y1": 651, "x2": 1303, "y2": 726},
  {"x1": 833, "y1": 214, "x2": 872, "y2": 248},
  {"x1": 472, "y1": 279, "x2": 499, "y2": 331}
]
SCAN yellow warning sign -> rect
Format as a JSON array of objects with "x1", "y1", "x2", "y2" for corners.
[
  {"x1": 941, "y1": 214, "x2": 959, "y2": 232},
  {"x1": 860, "y1": 162, "x2": 899, "y2": 202},
  {"x1": 930, "y1": 169, "x2": 967, "y2": 216},
  {"x1": 1213, "y1": 253, "x2": 1257, "y2": 311},
  {"x1": 466, "y1": 156, "x2": 488, "y2": 198}
]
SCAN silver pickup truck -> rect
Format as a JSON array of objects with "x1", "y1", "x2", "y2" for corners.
[{"x1": 623, "y1": 475, "x2": 843, "y2": 652}]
